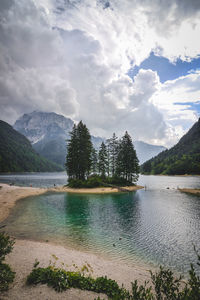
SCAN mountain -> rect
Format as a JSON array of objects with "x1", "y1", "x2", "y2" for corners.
[
  {"x1": 0, "y1": 120, "x2": 63, "y2": 172},
  {"x1": 134, "y1": 141, "x2": 166, "y2": 164},
  {"x1": 14, "y1": 111, "x2": 166, "y2": 166},
  {"x1": 141, "y1": 118, "x2": 200, "y2": 175},
  {"x1": 14, "y1": 111, "x2": 74, "y2": 167}
]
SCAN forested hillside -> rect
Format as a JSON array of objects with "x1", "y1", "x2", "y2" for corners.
[
  {"x1": 0, "y1": 120, "x2": 63, "y2": 172},
  {"x1": 141, "y1": 118, "x2": 200, "y2": 175}
]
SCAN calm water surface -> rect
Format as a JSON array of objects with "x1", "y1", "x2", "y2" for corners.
[{"x1": 0, "y1": 173, "x2": 200, "y2": 274}]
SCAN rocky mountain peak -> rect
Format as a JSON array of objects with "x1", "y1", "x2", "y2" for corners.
[{"x1": 14, "y1": 111, "x2": 74, "y2": 144}]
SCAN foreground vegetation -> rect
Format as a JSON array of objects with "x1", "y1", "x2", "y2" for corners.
[
  {"x1": 27, "y1": 249, "x2": 200, "y2": 299},
  {"x1": 0, "y1": 232, "x2": 199, "y2": 298},
  {"x1": 66, "y1": 121, "x2": 139, "y2": 188},
  {"x1": 0, "y1": 232, "x2": 15, "y2": 291}
]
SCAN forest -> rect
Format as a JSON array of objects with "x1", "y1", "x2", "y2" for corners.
[
  {"x1": 0, "y1": 121, "x2": 63, "y2": 172},
  {"x1": 141, "y1": 118, "x2": 200, "y2": 175}
]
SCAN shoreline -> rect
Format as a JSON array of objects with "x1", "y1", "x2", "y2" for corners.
[
  {"x1": 0, "y1": 183, "x2": 150, "y2": 299},
  {"x1": 52, "y1": 184, "x2": 144, "y2": 194},
  {"x1": 179, "y1": 188, "x2": 200, "y2": 196},
  {"x1": 2, "y1": 239, "x2": 152, "y2": 300},
  {"x1": 0, "y1": 183, "x2": 143, "y2": 223}
]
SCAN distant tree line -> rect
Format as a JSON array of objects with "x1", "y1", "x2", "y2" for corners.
[
  {"x1": 0, "y1": 120, "x2": 63, "y2": 172},
  {"x1": 141, "y1": 152, "x2": 200, "y2": 175},
  {"x1": 66, "y1": 121, "x2": 139, "y2": 187},
  {"x1": 141, "y1": 118, "x2": 200, "y2": 175}
]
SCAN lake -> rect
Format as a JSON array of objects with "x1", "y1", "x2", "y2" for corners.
[{"x1": 0, "y1": 173, "x2": 200, "y2": 274}]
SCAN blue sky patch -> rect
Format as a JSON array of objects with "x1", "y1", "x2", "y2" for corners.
[
  {"x1": 174, "y1": 101, "x2": 200, "y2": 115},
  {"x1": 129, "y1": 52, "x2": 200, "y2": 83}
]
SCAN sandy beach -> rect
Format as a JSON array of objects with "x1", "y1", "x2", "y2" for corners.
[
  {"x1": 0, "y1": 183, "x2": 47, "y2": 223},
  {"x1": 53, "y1": 184, "x2": 144, "y2": 194},
  {"x1": 0, "y1": 183, "x2": 150, "y2": 299},
  {"x1": 179, "y1": 188, "x2": 200, "y2": 196}
]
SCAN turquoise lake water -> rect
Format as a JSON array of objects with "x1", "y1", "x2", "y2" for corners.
[{"x1": 0, "y1": 174, "x2": 200, "y2": 274}]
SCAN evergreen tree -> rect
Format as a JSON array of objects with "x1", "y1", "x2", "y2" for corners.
[
  {"x1": 116, "y1": 131, "x2": 139, "y2": 183},
  {"x1": 66, "y1": 124, "x2": 78, "y2": 179},
  {"x1": 66, "y1": 121, "x2": 92, "y2": 180},
  {"x1": 98, "y1": 142, "x2": 108, "y2": 178},
  {"x1": 109, "y1": 133, "x2": 119, "y2": 177},
  {"x1": 105, "y1": 138, "x2": 111, "y2": 177},
  {"x1": 91, "y1": 147, "x2": 98, "y2": 174}
]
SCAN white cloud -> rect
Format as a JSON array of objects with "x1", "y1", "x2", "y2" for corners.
[
  {"x1": 151, "y1": 71, "x2": 200, "y2": 145},
  {"x1": 0, "y1": 0, "x2": 199, "y2": 147}
]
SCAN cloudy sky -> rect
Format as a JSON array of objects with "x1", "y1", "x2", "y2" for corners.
[{"x1": 0, "y1": 0, "x2": 200, "y2": 147}]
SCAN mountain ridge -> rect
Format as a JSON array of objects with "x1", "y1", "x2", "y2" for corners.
[
  {"x1": 14, "y1": 111, "x2": 167, "y2": 165},
  {"x1": 141, "y1": 118, "x2": 200, "y2": 175},
  {"x1": 0, "y1": 120, "x2": 64, "y2": 172}
]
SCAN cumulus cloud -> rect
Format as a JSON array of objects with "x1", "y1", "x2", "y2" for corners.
[
  {"x1": 0, "y1": 0, "x2": 199, "y2": 146},
  {"x1": 151, "y1": 71, "x2": 200, "y2": 145}
]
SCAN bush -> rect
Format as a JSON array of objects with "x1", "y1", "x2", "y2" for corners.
[
  {"x1": 27, "y1": 249, "x2": 200, "y2": 299},
  {"x1": 0, "y1": 263, "x2": 15, "y2": 291},
  {"x1": 27, "y1": 265, "x2": 127, "y2": 298},
  {"x1": 0, "y1": 232, "x2": 15, "y2": 263},
  {"x1": 67, "y1": 175, "x2": 134, "y2": 188},
  {"x1": 0, "y1": 232, "x2": 15, "y2": 291}
]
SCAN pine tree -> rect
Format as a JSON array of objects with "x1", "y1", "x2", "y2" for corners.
[
  {"x1": 109, "y1": 133, "x2": 119, "y2": 177},
  {"x1": 76, "y1": 121, "x2": 92, "y2": 180},
  {"x1": 105, "y1": 138, "x2": 111, "y2": 177},
  {"x1": 116, "y1": 131, "x2": 139, "y2": 183},
  {"x1": 91, "y1": 147, "x2": 98, "y2": 175},
  {"x1": 98, "y1": 142, "x2": 108, "y2": 178},
  {"x1": 66, "y1": 121, "x2": 92, "y2": 180},
  {"x1": 66, "y1": 124, "x2": 78, "y2": 180}
]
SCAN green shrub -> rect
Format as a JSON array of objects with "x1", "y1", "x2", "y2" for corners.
[
  {"x1": 27, "y1": 249, "x2": 200, "y2": 299},
  {"x1": 0, "y1": 232, "x2": 15, "y2": 263},
  {"x1": 67, "y1": 175, "x2": 134, "y2": 189},
  {"x1": 0, "y1": 232, "x2": 15, "y2": 291},
  {"x1": 0, "y1": 263, "x2": 15, "y2": 291},
  {"x1": 27, "y1": 265, "x2": 127, "y2": 298}
]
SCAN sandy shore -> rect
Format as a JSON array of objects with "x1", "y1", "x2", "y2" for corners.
[
  {"x1": 179, "y1": 188, "x2": 200, "y2": 196},
  {"x1": 0, "y1": 183, "x2": 150, "y2": 299},
  {"x1": 53, "y1": 184, "x2": 144, "y2": 194},
  {"x1": 0, "y1": 183, "x2": 47, "y2": 223},
  {"x1": 1, "y1": 239, "x2": 152, "y2": 300}
]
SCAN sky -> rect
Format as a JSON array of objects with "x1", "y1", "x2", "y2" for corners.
[{"x1": 0, "y1": 0, "x2": 200, "y2": 147}]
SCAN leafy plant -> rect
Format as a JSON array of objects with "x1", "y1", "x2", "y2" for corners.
[
  {"x1": 0, "y1": 263, "x2": 15, "y2": 291},
  {"x1": 0, "y1": 232, "x2": 15, "y2": 263},
  {"x1": 27, "y1": 249, "x2": 200, "y2": 299},
  {"x1": 0, "y1": 232, "x2": 15, "y2": 291}
]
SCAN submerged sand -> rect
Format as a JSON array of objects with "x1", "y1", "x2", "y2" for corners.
[
  {"x1": 0, "y1": 183, "x2": 47, "y2": 223},
  {"x1": 0, "y1": 183, "x2": 150, "y2": 299},
  {"x1": 0, "y1": 183, "x2": 143, "y2": 223}
]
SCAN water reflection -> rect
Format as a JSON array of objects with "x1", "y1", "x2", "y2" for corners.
[{"x1": 64, "y1": 193, "x2": 90, "y2": 244}]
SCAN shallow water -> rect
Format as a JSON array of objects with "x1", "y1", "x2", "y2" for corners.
[{"x1": 1, "y1": 173, "x2": 200, "y2": 275}]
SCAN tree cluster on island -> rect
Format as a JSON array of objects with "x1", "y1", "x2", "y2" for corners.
[{"x1": 66, "y1": 121, "x2": 139, "y2": 188}]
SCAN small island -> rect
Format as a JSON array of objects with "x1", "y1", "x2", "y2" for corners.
[{"x1": 65, "y1": 121, "x2": 141, "y2": 192}]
